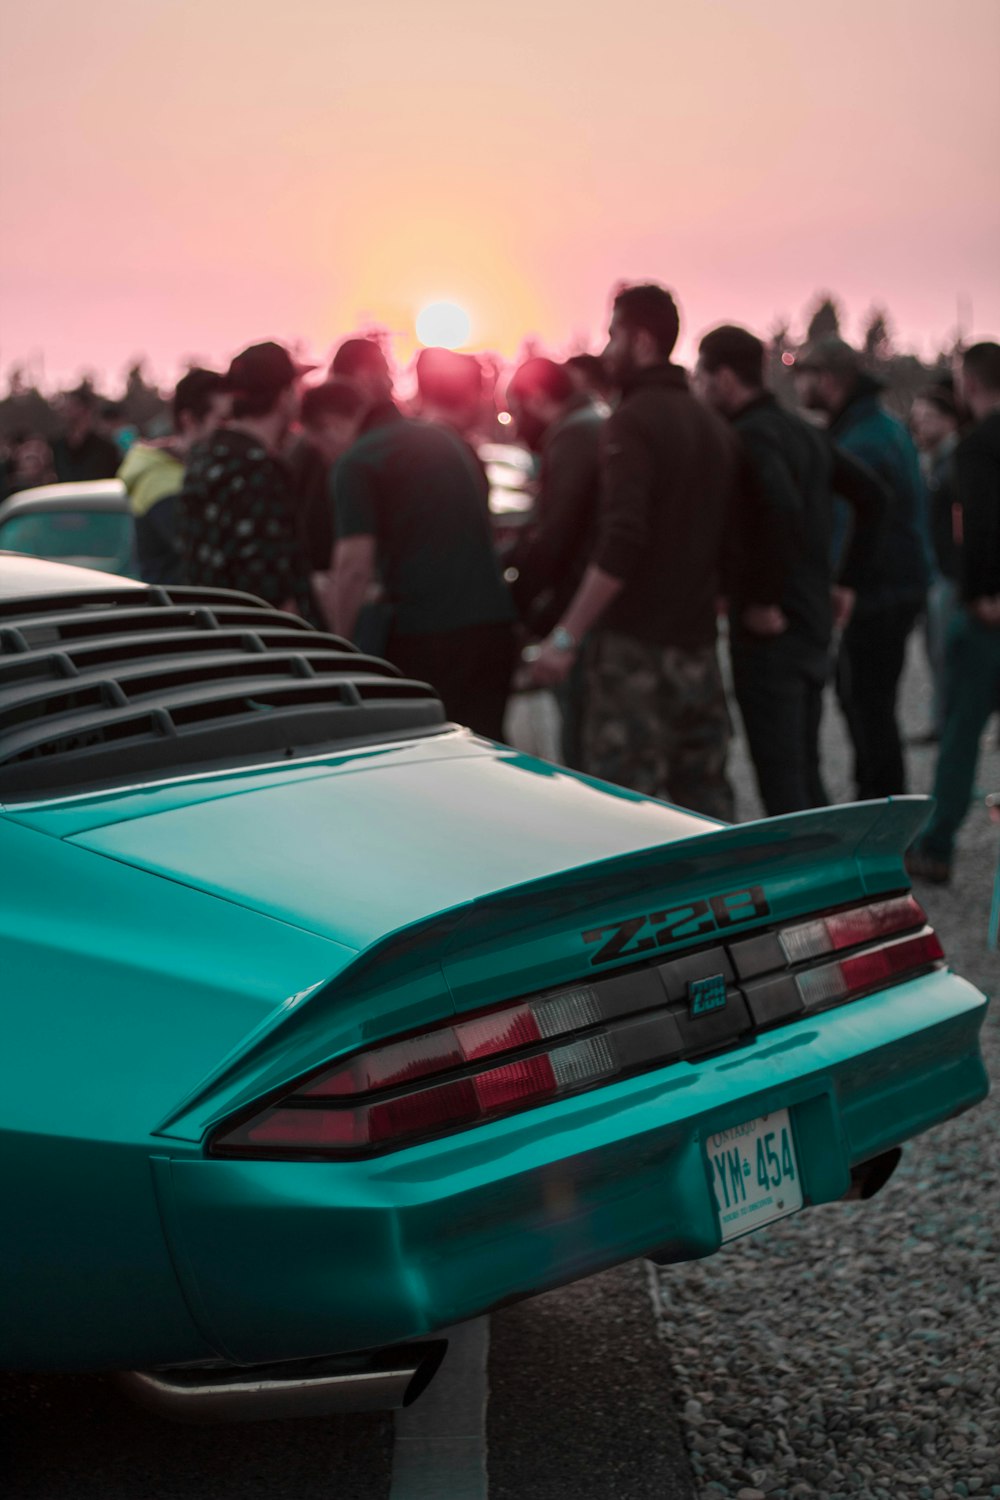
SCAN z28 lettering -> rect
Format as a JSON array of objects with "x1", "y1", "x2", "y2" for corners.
[{"x1": 582, "y1": 886, "x2": 770, "y2": 966}]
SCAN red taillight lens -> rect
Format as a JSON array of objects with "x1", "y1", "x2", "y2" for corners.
[
  {"x1": 214, "y1": 1040, "x2": 592, "y2": 1156},
  {"x1": 301, "y1": 991, "x2": 598, "y2": 1099},
  {"x1": 780, "y1": 894, "x2": 925, "y2": 965},
  {"x1": 218, "y1": 1105, "x2": 365, "y2": 1153},
  {"x1": 368, "y1": 1078, "x2": 479, "y2": 1144},
  {"x1": 797, "y1": 929, "x2": 944, "y2": 1011}
]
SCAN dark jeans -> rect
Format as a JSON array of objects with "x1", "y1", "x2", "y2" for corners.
[
  {"x1": 837, "y1": 599, "x2": 923, "y2": 800},
  {"x1": 386, "y1": 621, "x2": 516, "y2": 742},
  {"x1": 920, "y1": 613, "x2": 1000, "y2": 859},
  {"x1": 731, "y1": 632, "x2": 828, "y2": 816}
]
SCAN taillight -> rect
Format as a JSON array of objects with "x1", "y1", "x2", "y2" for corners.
[
  {"x1": 214, "y1": 1035, "x2": 614, "y2": 1156},
  {"x1": 302, "y1": 988, "x2": 602, "y2": 1098},
  {"x1": 796, "y1": 929, "x2": 944, "y2": 1011},
  {"x1": 779, "y1": 894, "x2": 926, "y2": 964},
  {"x1": 210, "y1": 892, "x2": 943, "y2": 1160}
]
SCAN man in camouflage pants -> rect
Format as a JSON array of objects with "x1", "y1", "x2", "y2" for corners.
[
  {"x1": 527, "y1": 284, "x2": 739, "y2": 822},
  {"x1": 583, "y1": 632, "x2": 732, "y2": 819}
]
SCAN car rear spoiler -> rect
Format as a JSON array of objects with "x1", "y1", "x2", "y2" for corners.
[{"x1": 156, "y1": 796, "x2": 931, "y2": 1140}]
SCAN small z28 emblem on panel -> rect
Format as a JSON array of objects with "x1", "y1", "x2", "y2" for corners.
[{"x1": 582, "y1": 886, "x2": 770, "y2": 967}]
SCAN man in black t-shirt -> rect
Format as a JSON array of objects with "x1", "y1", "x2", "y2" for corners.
[{"x1": 331, "y1": 404, "x2": 515, "y2": 739}]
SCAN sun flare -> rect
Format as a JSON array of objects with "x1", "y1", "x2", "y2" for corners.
[{"x1": 415, "y1": 301, "x2": 472, "y2": 350}]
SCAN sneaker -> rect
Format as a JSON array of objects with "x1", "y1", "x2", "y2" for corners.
[{"x1": 905, "y1": 848, "x2": 952, "y2": 885}]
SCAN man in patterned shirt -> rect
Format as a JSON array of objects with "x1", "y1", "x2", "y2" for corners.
[{"x1": 179, "y1": 341, "x2": 319, "y2": 622}]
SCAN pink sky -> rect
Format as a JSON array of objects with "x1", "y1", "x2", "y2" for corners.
[{"x1": 1, "y1": 0, "x2": 998, "y2": 390}]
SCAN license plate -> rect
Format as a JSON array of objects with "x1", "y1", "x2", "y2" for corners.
[{"x1": 706, "y1": 1108, "x2": 803, "y2": 1243}]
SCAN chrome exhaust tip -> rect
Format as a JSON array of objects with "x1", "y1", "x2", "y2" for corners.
[
  {"x1": 844, "y1": 1146, "x2": 903, "y2": 1201},
  {"x1": 117, "y1": 1340, "x2": 448, "y2": 1423}
]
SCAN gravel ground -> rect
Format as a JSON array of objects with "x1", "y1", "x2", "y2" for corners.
[{"x1": 649, "y1": 640, "x2": 1000, "y2": 1500}]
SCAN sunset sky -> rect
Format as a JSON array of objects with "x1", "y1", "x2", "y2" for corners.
[{"x1": 1, "y1": 0, "x2": 997, "y2": 389}]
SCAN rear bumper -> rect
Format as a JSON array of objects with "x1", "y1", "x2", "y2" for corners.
[{"x1": 157, "y1": 970, "x2": 989, "y2": 1364}]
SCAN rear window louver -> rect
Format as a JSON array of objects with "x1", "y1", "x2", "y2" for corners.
[{"x1": 0, "y1": 585, "x2": 445, "y2": 798}]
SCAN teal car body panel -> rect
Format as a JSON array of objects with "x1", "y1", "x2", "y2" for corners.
[{"x1": 0, "y1": 560, "x2": 990, "y2": 1379}]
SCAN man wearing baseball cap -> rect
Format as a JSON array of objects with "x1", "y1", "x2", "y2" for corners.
[{"x1": 179, "y1": 341, "x2": 318, "y2": 622}]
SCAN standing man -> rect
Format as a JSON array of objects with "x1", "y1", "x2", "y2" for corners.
[
  {"x1": 179, "y1": 342, "x2": 317, "y2": 621},
  {"x1": 330, "y1": 338, "x2": 397, "y2": 426},
  {"x1": 908, "y1": 342, "x2": 1000, "y2": 883},
  {"x1": 118, "y1": 368, "x2": 230, "y2": 584},
  {"x1": 794, "y1": 337, "x2": 931, "y2": 799},
  {"x1": 526, "y1": 283, "x2": 740, "y2": 821},
  {"x1": 329, "y1": 403, "x2": 515, "y2": 739},
  {"x1": 910, "y1": 384, "x2": 963, "y2": 742},
  {"x1": 53, "y1": 386, "x2": 121, "y2": 482},
  {"x1": 298, "y1": 378, "x2": 369, "y2": 625},
  {"x1": 695, "y1": 325, "x2": 886, "y2": 815},
  {"x1": 414, "y1": 347, "x2": 490, "y2": 506},
  {"x1": 505, "y1": 357, "x2": 604, "y2": 767}
]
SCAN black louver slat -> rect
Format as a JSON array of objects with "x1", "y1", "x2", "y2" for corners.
[{"x1": 0, "y1": 585, "x2": 446, "y2": 797}]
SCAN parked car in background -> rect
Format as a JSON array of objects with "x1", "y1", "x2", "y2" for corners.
[
  {"x1": 0, "y1": 480, "x2": 136, "y2": 576},
  {"x1": 0, "y1": 556, "x2": 989, "y2": 1422},
  {"x1": 480, "y1": 440, "x2": 535, "y2": 531}
]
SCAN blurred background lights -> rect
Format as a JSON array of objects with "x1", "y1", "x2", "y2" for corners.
[{"x1": 416, "y1": 301, "x2": 472, "y2": 349}]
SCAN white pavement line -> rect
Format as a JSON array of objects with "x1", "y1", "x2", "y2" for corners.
[{"x1": 389, "y1": 1318, "x2": 490, "y2": 1500}]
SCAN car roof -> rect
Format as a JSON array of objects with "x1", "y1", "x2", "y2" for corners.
[
  {"x1": 0, "y1": 480, "x2": 128, "y2": 521},
  {"x1": 0, "y1": 553, "x2": 145, "y2": 601}
]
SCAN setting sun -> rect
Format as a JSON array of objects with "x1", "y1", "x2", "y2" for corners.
[{"x1": 416, "y1": 301, "x2": 472, "y2": 350}]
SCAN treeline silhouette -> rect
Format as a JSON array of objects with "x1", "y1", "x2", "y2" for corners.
[{"x1": 0, "y1": 295, "x2": 963, "y2": 444}]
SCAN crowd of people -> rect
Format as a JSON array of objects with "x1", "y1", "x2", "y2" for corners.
[{"x1": 5, "y1": 282, "x2": 1000, "y2": 882}]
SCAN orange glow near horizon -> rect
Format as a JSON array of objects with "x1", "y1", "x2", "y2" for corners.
[{"x1": 0, "y1": 0, "x2": 998, "y2": 390}]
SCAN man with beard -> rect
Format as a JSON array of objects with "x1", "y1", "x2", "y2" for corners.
[
  {"x1": 505, "y1": 357, "x2": 604, "y2": 767},
  {"x1": 179, "y1": 341, "x2": 318, "y2": 622},
  {"x1": 794, "y1": 337, "x2": 931, "y2": 799},
  {"x1": 526, "y1": 283, "x2": 740, "y2": 820},
  {"x1": 695, "y1": 324, "x2": 886, "y2": 815}
]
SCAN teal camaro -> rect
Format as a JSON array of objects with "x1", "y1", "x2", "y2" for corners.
[{"x1": 0, "y1": 555, "x2": 989, "y2": 1421}]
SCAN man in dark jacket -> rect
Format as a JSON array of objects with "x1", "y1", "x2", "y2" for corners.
[
  {"x1": 506, "y1": 357, "x2": 604, "y2": 768},
  {"x1": 527, "y1": 283, "x2": 740, "y2": 820},
  {"x1": 908, "y1": 342, "x2": 1000, "y2": 882},
  {"x1": 506, "y1": 357, "x2": 603, "y2": 632},
  {"x1": 910, "y1": 384, "x2": 962, "y2": 740},
  {"x1": 696, "y1": 325, "x2": 887, "y2": 815},
  {"x1": 53, "y1": 386, "x2": 121, "y2": 482},
  {"x1": 794, "y1": 338, "x2": 931, "y2": 799}
]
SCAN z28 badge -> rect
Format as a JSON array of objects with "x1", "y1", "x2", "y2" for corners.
[{"x1": 582, "y1": 885, "x2": 770, "y2": 967}]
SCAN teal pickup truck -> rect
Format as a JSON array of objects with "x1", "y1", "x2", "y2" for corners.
[{"x1": 0, "y1": 555, "x2": 988, "y2": 1421}]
